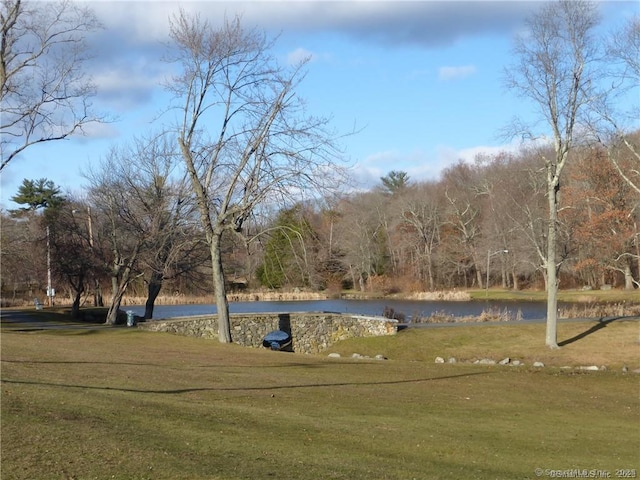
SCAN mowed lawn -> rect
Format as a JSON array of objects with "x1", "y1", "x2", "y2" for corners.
[{"x1": 1, "y1": 318, "x2": 639, "y2": 480}]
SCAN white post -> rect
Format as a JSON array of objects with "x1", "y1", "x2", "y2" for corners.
[{"x1": 47, "y1": 225, "x2": 52, "y2": 306}]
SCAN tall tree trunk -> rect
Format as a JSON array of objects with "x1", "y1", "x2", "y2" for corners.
[
  {"x1": 624, "y1": 263, "x2": 634, "y2": 291},
  {"x1": 512, "y1": 269, "x2": 519, "y2": 291},
  {"x1": 427, "y1": 259, "x2": 434, "y2": 291},
  {"x1": 144, "y1": 272, "x2": 163, "y2": 320},
  {"x1": 70, "y1": 286, "x2": 84, "y2": 319},
  {"x1": 93, "y1": 278, "x2": 104, "y2": 307},
  {"x1": 211, "y1": 233, "x2": 232, "y2": 343},
  {"x1": 545, "y1": 181, "x2": 559, "y2": 349},
  {"x1": 106, "y1": 265, "x2": 134, "y2": 325},
  {"x1": 635, "y1": 221, "x2": 640, "y2": 289},
  {"x1": 473, "y1": 253, "x2": 484, "y2": 289},
  {"x1": 106, "y1": 275, "x2": 119, "y2": 324},
  {"x1": 106, "y1": 296, "x2": 121, "y2": 325}
]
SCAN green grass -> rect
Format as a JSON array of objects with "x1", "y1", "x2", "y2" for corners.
[{"x1": 1, "y1": 315, "x2": 639, "y2": 480}]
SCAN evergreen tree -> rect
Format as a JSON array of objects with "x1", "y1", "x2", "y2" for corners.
[
  {"x1": 380, "y1": 171, "x2": 410, "y2": 195},
  {"x1": 257, "y1": 206, "x2": 315, "y2": 288},
  {"x1": 9, "y1": 178, "x2": 66, "y2": 215}
]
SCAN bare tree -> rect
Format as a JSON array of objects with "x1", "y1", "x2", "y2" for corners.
[
  {"x1": 0, "y1": 209, "x2": 46, "y2": 303},
  {"x1": 596, "y1": 15, "x2": 640, "y2": 194},
  {"x1": 45, "y1": 200, "x2": 103, "y2": 318},
  {"x1": 504, "y1": 0, "x2": 601, "y2": 348},
  {"x1": 86, "y1": 133, "x2": 198, "y2": 324},
  {"x1": 333, "y1": 191, "x2": 389, "y2": 292},
  {"x1": 165, "y1": 12, "x2": 346, "y2": 343},
  {"x1": 398, "y1": 182, "x2": 443, "y2": 291},
  {"x1": 441, "y1": 161, "x2": 485, "y2": 289},
  {"x1": 0, "y1": 0, "x2": 104, "y2": 171}
]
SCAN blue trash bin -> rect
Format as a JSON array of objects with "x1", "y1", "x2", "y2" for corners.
[
  {"x1": 126, "y1": 310, "x2": 136, "y2": 327},
  {"x1": 262, "y1": 330, "x2": 292, "y2": 351}
]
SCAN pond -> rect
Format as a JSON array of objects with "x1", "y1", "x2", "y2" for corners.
[{"x1": 125, "y1": 298, "x2": 566, "y2": 322}]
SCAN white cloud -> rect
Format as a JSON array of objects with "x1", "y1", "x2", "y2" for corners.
[
  {"x1": 352, "y1": 142, "x2": 532, "y2": 189},
  {"x1": 433, "y1": 139, "x2": 549, "y2": 173},
  {"x1": 90, "y1": 61, "x2": 170, "y2": 112},
  {"x1": 350, "y1": 149, "x2": 442, "y2": 189},
  {"x1": 287, "y1": 47, "x2": 315, "y2": 66},
  {"x1": 90, "y1": 1, "x2": 536, "y2": 50},
  {"x1": 75, "y1": 121, "x2": 120, "y2": 141},
  {"x1": 438, "y1": 65, "x2": 477, "y2": 81}
]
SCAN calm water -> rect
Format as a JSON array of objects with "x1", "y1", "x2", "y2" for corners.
[{"x1": 125, "y1": 298, "x2": 563, "y2": 322}]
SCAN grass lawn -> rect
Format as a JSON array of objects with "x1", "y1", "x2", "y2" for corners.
[{"x1": 1, "y1": 314, "x2": 639, "y2": 480}]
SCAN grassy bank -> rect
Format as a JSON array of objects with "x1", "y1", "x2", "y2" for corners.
[
  {"x1": 468, "y1": 287, "x2": 640, "y2": 303},
  {"x1": 1, "y1": 316, "x2": 638, "y2": 480}
]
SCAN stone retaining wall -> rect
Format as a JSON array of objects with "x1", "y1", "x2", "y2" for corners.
[{"x1": 137, "y1": 312, "x2": 398, "y2": 354}]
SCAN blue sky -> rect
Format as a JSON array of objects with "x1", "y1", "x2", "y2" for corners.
[{"x1": 1, "y1": 0, "x2": 637, "y2": 209}]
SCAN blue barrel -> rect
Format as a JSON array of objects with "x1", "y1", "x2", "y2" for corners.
[{"x1": 262, "y1": 330, "x2": 292, "y2": 350}]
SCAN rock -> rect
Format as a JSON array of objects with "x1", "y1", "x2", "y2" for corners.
[
  {"x1": 447, "y1": 357, "x2": 457, "y2": 364},
  {"x1": 478, "y1": 358, "x2": 496, "y2": 365},
  {"x1": 435, "y1": 356, "x2": 445, "y2": 364},
  {"x1": 599, "y1": 365, "x2": 607, "y2": 371},
  {"x1": 511, "y1": 360, "x2": 521, "y2": 367},
  {"x1": 498, "y1": 357, "x2": 510, "y2": 365},
  {"x1": 374, "y1": 354, "x2": 386, "y2": 360},
  {"x1": 352, "y1": 353, "x2": 363, "y2": 359},
  {"x1": 622, "y1": 365, "x2": 628, "y2": 373},
  {"x1": 328, "y1": 353, "x2": 341, "y2": 358},
  {"x1": 632, "y1": 369, "x2": 640, "y2": 374},
  {"x1": 577, "y1": 365, "x2": 599, "y2": 371},
  {"x1": 533, "y1": 361, "x2": 545, "y2": 368}
]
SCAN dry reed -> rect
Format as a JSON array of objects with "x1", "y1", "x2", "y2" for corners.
[
  {"x1": 407, "y1": 290, "x2": 472, "y2": 301},
  {"x1": 411, "y1": 307, "x2": 524, "y2": 324},
  {"x1": 558, "y1": 302, "x2": 640, "y2": 318}
]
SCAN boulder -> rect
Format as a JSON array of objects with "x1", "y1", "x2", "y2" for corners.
[
  {"x1": 478, "y1": 358, "x2": 496, "y2": 365},
  {"x1": 577, "y1": 365, "x2": 599, "y2": 371}
]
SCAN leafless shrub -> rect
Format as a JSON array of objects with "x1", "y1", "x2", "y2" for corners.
[
  {"x1": 559, "y1": 303, "x2": 640, "y2": 318},
  {"x1": 412, "y1": 308, "x2": 522, "y2": 324}
]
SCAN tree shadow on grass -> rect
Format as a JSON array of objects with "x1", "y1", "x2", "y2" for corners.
[
  {"x1": 558, "y1": 316, "x2": 632, "y2": 347},
  {"x1": 1, "y1": 371, "x2": 493, "y2": 395},
  {"x1": 0, "y1": 359, "x2": 337, "y2": 369}
]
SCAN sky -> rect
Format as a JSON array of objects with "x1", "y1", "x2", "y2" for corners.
[{"x1": 0, "y1": 0, "x2": 637, "y2": 209}]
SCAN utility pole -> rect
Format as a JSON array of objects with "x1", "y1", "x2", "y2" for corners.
[{"x1": 46, "y1": 225, "x2": 53, "y2": 306}]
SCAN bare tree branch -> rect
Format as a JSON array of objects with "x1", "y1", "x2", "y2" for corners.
[{"x1": 0, "y1": 0, "x2": 105, "y2": 171}]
